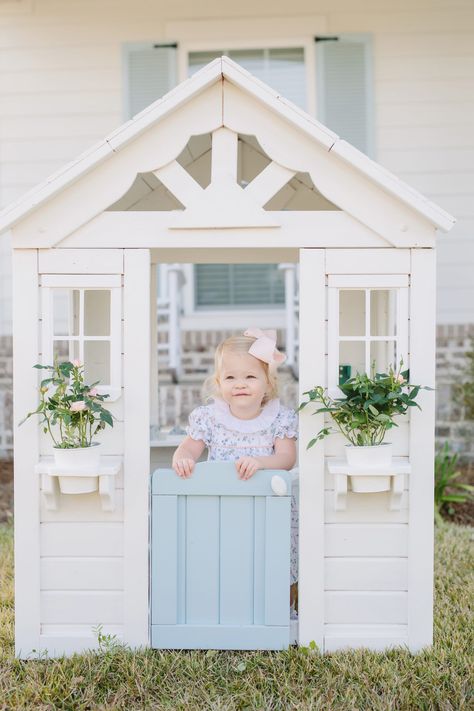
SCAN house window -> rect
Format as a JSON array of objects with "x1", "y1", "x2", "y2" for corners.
[
  {"x1": 189, "y1": 48, "x2": 307, "y2": 110},
  {"x1": 195, "y1": 264, "x2": 285, "y2": 309},
  {"x1": 41, "y1": 275, "x2": 122, "y2": 400},
  {"x1": 327, "y1": 275, "x2": 409, "y2": 391}
]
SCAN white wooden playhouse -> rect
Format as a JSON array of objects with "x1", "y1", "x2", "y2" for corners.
[{"x1": 0, "y1": 58, "x2": 455, "y2": 657}]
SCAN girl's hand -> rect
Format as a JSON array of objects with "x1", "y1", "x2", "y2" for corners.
[
  {"x1": 236, "y1": 456, "x2": 261, "y2": 480},
  {"x1": 173, "y1": 458, "x2": 195, "y2": 479}
]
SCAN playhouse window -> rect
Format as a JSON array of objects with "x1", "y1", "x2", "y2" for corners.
[
  {"x1": 328, "y1": 275, "x2": 409, "y2": 391},
  {"x1": 41, "y1": 275, "x2": 122, "y2": 400}
]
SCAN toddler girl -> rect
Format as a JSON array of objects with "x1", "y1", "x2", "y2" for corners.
[{"x1": 172, "y1": 328, "x2": 298, "y2": 612}]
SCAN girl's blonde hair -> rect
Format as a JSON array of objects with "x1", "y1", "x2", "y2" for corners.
[{"x1": 202, "y1": 335, "x2": 279, "y2": 406}]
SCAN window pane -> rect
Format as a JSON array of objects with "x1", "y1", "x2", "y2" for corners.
[
  {"x1": 339, "y1": 341, "x2": 366, "y2": 378},
  {"x1": 53, "y1": 289, "x2": 79, "y2": 337},
  {"x1": 84, "y1": 341, "x2": 110, "y2": 385},
  {"x1": 53, "y1": 340, "x2": 79, "y2": 364},
  {"x1": 339, "y1": 290, "x2": 365, "y2": 336},
  {"x1": 370, "y1": 290, "x2": 396, "y2": 337},
  {"x1": 84, "y1": 290, "x2": 111, "y2": 336},
  {"x1": 189, "y1": 50, "x2": 223, "y2": 75},
  {"x1": 189, "y1": 48, "x2": 306, "y2": 109},
  {"x1": 370, "y1": 340, "x2": 396, "y2": 375}
]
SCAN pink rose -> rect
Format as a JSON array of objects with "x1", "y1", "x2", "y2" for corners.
[
  {"x1": 88, "y1": 388, "x2": 98, "y2": 397},
  {"x1": 396, "y1": 374, "x2": 405, "y2": 384},
  {"x1": 70, "y1": 400, "x2": 87, "y2": 412},
  {"x1": 72, "y1": 359, "x2": 82, "y2": 367}
]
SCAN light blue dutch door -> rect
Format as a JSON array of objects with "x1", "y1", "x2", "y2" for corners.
[{"x1": 151, "y1": 461, "x2": 293, "y2": 650}]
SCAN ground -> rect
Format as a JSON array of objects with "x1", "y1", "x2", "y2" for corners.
[
  {"x1": 0, "y1": 458, "x2": 472, "y2": 709},
  {"x1": 0, "y1": 460, "x2": 13, "y2": 525}
]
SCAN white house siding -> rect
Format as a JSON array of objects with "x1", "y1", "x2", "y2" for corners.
[{"x1": 0, "y1": 0, "x2": 472, "y2": 330}]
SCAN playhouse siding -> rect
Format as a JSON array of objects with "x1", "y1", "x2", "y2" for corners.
[{"x1": 0, "y1": 0, "x2": 472, "y2": 330}]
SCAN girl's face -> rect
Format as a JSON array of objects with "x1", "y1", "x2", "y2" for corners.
[{"x1": 218, "y1": 350, "x2": 268, "y2": 416}]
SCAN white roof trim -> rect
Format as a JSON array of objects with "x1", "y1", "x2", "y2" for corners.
[{"x1": 0, "y1": 56, "x2": 455, "y2": 234}]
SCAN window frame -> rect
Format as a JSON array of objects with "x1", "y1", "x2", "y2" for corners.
[
  {"x1": 41, "y1": 274, "x2": 122, "y2": 401},
  {"x1": 327, "y1": 274, "x2": 409, "y2": 396}
]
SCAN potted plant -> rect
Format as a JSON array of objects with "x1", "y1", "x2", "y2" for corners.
[
  {"x1": 299, "y1": 361, "x2": 431, "y2": 492},
  {"x1": 20, "y1": 359, "x2": 114, "y2": 494}
]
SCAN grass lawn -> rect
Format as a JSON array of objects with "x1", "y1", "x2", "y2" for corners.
[{"x1": 0, "y1": 523, "x2": 472, "y2": 710}]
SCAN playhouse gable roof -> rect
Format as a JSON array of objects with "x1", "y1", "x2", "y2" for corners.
[{"x1": 0, "y1": 56, "x2": 455, "y2": 239}]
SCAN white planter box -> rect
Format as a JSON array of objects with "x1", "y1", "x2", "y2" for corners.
[
  {"x1": 53, "y1": 443, "x2": 102, "y2": 494},
  {"x1": 345, "y1": 443, "x2": 393, "y2": 492}
]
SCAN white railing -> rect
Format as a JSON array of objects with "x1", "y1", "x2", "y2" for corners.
[
  {"x1": 157, "y1": 264, "x2": 185, "y2": 382},
  {"x1": 278, "y1": 263, "x2": 299, "y2": 372}
]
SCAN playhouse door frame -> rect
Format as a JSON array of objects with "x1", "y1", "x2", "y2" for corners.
[{"x1": 298, "y1": 248, "x2": 326, "y2": 649}]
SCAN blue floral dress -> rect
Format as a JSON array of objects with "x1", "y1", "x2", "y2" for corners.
[{"x1": 187, "y1": 397, "x2": 299, "y2": 584}]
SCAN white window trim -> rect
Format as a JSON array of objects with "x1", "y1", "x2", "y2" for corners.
[
  {"x1": 327, "y1": 275, "x2": 409, "y2": 396},
  {"x1": 41, "y1": 274, "x2": 122, "y2": 401}
]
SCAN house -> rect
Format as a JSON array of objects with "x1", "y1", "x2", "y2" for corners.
[{"x1": 0, "y1": 55, "x2": 455, "y2": 656}]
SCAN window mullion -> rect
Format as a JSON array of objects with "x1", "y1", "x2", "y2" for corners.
[
  {"x1": 365, "y1": 289, "x2": 371, "y2": 374},
  {"x1": 79, "y1": 289, "x2": 84, "y2": 365}
]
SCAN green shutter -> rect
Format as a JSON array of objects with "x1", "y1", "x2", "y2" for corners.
[
  {"x1": 125, "y1": 44, "x2": 178, "y2": 119},
  {"x1": 316, "y1": 35, "x2": 373, "y2": 156},
  {"x1": 195, "y1": 265, "x2": 285, "y2": 309}
]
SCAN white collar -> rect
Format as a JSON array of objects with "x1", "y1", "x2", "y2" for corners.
[{"x1": 212, "y1": 398, "x2": 280, "y2": 433}]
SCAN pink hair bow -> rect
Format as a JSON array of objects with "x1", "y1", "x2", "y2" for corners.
[{"x1": 244, "y1": 328, "x2": 286, "y2": 366}]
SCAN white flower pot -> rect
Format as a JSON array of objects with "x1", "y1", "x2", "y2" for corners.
[
  {"x1": 345, "y1": 443, "x2": 392, "y2": 493},
  {"x1": 53, "y1": 443, "x2": 101, "y2": 494}
]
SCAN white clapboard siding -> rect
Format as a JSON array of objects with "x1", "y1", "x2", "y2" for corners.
[
  {"x1": 325, "y1": 592, "x2": 408, "y2": 625},
  {"x1": 325, "y1": 492, "x2": 409, "y2": 524},
  {"x1": 40, "y1": 523, "x2": 123, "y2": 557},
  {"x1": 325, "y1": 524, "x2": 408, "y2": 557},
  {"x1": 325, "y1": 558, "x2": 408, "y2": 591},
  {"x1": 41, "y1": 491, "x2": 124, "y2": 523},
  {"x1": 38, "y1": 249, "x2": 124, "y2": 274},
  {"x1": 41, "y1": 592, "x2": 123, "y2": 625},
  {"x1": 39, "y1": 626, "x2": 124, "y2": 657},
  {"x1": 41, "y1": 558, "x2": 123, "y2": 591},
  {"x1": 324, "y1": 624, "x2": 408, "y2": 653},
  {"x1": 325, "y1": 248, "x2": 410, "y2": 274}
]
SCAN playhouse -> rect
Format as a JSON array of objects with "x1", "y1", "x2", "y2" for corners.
[{"x1": 0, "y1": 57, "x2": 455, "y2": 657}]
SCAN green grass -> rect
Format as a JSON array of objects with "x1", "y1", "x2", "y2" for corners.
[{"x1": 0, "y1": 522, "x2": 472, "y2": 710}]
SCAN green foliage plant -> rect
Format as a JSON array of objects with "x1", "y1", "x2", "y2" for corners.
[
  {"x1": 434, "y1": 442, "x2": 474, "y2": 525},
  {"x1": 299, "y1": 360, "x2": 432, "y2": 449},
  {"x1": 20, "y1": 360, "x2": 114, "y2": 448}
]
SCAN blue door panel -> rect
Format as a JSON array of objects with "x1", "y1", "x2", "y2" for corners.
[{"x1": 151, "y1": 462, "x2": 292, "y2": 650}]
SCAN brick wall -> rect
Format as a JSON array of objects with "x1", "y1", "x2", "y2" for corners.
[{"x1": 435, "y1": 324, "x2": 474, "y2": 463}]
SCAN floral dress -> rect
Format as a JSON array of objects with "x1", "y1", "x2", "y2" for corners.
[{"x1": 187, "y1": 397, "x2": 299, "y2": 584}]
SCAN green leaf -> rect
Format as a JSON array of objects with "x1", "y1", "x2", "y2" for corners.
[
  {"x1": 100, "y1": 411, "x2": 114, "y2": 427},
  {"x1": 307, "y1": 438, "x2": 318, "y2": 449}
]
